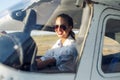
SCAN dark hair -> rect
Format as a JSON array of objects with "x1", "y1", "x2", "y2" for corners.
[{"x1": 56, "y1": 13, "x2": 75, "y2": 40}]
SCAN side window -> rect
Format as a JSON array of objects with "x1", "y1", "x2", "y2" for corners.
[{"x1": 102, "y1": 18, "x2": 120, "y2": 73}]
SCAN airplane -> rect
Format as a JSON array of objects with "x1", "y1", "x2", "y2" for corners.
[{"x1": 0, "y1": 0, "x2": 120, "y2": 80}]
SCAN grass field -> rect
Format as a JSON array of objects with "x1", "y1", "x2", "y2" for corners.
[
  {"x1": 32, "y1": 32, "x2": 120, "y2": 57},
  {"x1": 32, "y1": 35, "x2": 59, "y2": 56}
]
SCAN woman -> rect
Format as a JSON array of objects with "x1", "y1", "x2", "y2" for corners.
[{"x1": 36, "y1": 13, "x2": 78, "y2": 72}]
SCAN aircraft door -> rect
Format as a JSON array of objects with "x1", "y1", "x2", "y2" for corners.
[{"x1": 91, "y1": 4, "x2": 120, "y2": 80}]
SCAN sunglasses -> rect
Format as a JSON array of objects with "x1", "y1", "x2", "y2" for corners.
[{"x1": 54, "y1": 25, "x2": 67, "y2": 31}]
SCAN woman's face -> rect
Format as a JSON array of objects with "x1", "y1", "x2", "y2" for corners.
[{"x1": 54, "y1": 17, "x2": 72, "y2": 39}]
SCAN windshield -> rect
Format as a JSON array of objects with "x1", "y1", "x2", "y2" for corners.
[{"x1": 0, "y1": 0, "x2": 83, "y2": 72}]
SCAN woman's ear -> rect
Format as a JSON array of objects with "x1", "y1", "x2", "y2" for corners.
[{"x1": 69, "y1": 26, "x2": 73, "y2": 30}]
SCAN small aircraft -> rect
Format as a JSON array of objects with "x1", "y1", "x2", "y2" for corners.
[{"x1": 0, "y1": 0, "x2": 120, "y2": 80}]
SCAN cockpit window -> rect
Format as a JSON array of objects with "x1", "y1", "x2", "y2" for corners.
[
  {"x1": 102, "y1": 18, "x2": 120, "y2": 73},
  {"x1": 0, "y1": 0, "x2": 83, "y2": 73}
]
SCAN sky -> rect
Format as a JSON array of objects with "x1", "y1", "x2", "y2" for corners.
[{"x1": 0, "y1": 0, "x2": 22, "y2": 12}]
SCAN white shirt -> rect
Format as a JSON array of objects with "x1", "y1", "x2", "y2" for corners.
[{"x1": 41, "y1": 36, "x2": 78, "y2": 72}]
